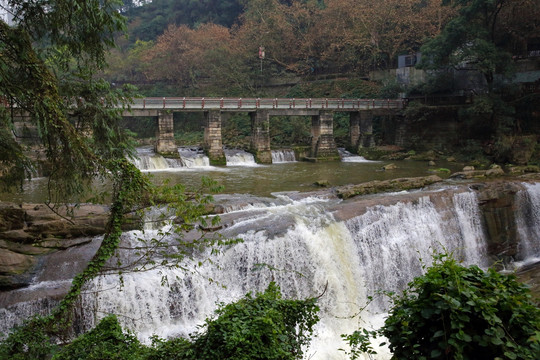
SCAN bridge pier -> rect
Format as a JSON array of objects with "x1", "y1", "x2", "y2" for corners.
[
  {"x1": 203, "y1": 110, "x2": 226, "y2": 165},
  {"x1": 310, "y1": 111, "x2": 339, "y2": 160},
  {"x1": 349, "y1": 111, "x2": 375, "y2": 153},
  {"x1": 349, "y1": 112, "x2": 361, "y2": 150},
  {"x1": 155, "y1": 111, "x2": 178, "y2": 157},
  {"x1": 358, "y1": 111, "x2": 375, "y2": 149},
  {"x1": 250, "y1": 110, "x2": 272, "y2": 164}
]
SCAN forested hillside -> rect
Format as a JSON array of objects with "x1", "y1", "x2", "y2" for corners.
[
  {"x1": 106, "y1": 0, "x2": 459, "y2": 95},
  {"x1": 107, "y1": 0, "x2": 539, "y2": 98}
]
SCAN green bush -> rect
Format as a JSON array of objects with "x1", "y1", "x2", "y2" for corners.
[
  {"x1": 189, "y1": 282, "x2": 320, "y2": 360},
  {"x1": 344, "y1": 254, "x2": 540, "y2": 359},
  {"x1": 0, "y1": 317, "x2": 58, "y2": 360},
  {"x1": 52, "y1": 315, "x2": 146, "y2": 360}
]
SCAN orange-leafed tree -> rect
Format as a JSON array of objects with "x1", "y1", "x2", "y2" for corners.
[{"x1": 145, "y1": 23, "x2": 248, "y2": 93}]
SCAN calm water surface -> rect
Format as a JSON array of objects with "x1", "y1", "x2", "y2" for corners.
[{"x1": 2, "y1": 159, "x2": 463, "y2": 203}]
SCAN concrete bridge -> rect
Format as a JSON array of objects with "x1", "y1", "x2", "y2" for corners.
[{"x1": 126, "y1": 97, "x2": 404, "y2": 165}]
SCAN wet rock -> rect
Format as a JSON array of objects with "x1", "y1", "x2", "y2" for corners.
[
  {"x1": 336, "y1": 175, "x2": 442, "y2": 199},
  {"x1": 463, "y1": 166, "x2": 475, "y2": 171},
  {"x1": 314, "y1": 180, "x2": 330, "y2": 187},
  {"x1": 508, "y1": 165, "x2": 540, "y2": 174},
  {"x1": 382, "y1": 163, "x2": 398, "y2": 170},
  {"x1": 485, "y1": 167, "x2": 505, "y2": 177},
  {"x1": 0, "y1": 203, "x2": 25, "y2": 231},
  {"x1": 0, "y1": 249, "x2": 36, "y2": 289},
  {"x1": 450, "y1": 170, "x2": 486, "y2": 179},
  {"x1": 474, "y1": 181, "x2": 524, "y2": 260},
  {"x1": 0, "y1": 203, "x2": 141, "y2": 290}
]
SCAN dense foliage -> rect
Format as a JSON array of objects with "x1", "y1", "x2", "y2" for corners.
[
  {"x1": 9, "y1": 283, "x2": 319, "y2": 360},
  {"x1": 124, "y1": 0, "x2": 244, "y2": 41},
  {"x1": 343, "y1": 254, "x2": 540, "y2": 359},
  {"x1": 420, "y1": 0, "x2": 540, "y2": 92},
  {"x1": 0, "y1": 0, "x2": 236, "y2": 357},
  {"x1": 105, "y1": 0, "x2": 458, "y2": 94},
  {"x1": 0, "y1": 0, "x2": 132, "y2": 195},
  {"x1": 188, "y1": 282, "x2": 319, "y2": 360}
]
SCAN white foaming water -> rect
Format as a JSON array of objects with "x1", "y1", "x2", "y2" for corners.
[
  {"x1": 131, "y1": 147, "x2": 183, "y2": 171},
  {"x1": 339, "y1": 148, "x2": 375, "y2": 163},
  {"x1": 224, "y1": 149, "x2": 257, "y2": 166},
  {"x1": 271, "y1": 149, "x2": 296, "y2": 163},
  {"x1": 178, "y1": 147, "x2": 210, "y2": 168},
  {"x1": 72, "y1": 189, "x2": 491, "y2": 360},
  {"x1": 347, "y1": 192, "x2": 488, "y2": 313},
  {"x1": 515, "y1": 182, "x2": 540, "y2": 264}
]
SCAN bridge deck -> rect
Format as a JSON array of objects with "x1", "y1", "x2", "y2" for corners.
[{"x1": 130, "y1": 97, "x2": 403, "y2": 112}]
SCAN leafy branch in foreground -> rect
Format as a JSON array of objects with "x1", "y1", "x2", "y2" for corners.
[
  {"x1": 41, "y1": 282, "x2": 320, "y2": 360},
  {"x1": 342, "y1": 253, "x2": 540, "y2": 360}
]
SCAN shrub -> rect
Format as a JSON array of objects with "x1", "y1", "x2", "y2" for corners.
[
  {"x1": 385, "y1": 255, "x2": 540, "y2": 359},
  {"x1": 52, "y1": 315, "x2": 146, "y2": 360},
  {"x1": 343, "y1": 254, "x2": 540, "y2": 359},
  {"x1": 189, "y1": 282, "x2": 320, "y2": 360}
]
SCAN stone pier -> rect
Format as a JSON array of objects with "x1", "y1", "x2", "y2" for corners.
[
  {"x1": 250, "y1": 110, "x2": 272, "y2": 164},
  {"x1": 349, "y1": 112, "x2": 361, "y2": 150},
  {"x1": 358, "y1": 111, "x2": 375, "y2": 149},
  {"x1": 155, "y1": 111, "x2": 178, "y2": 156},
  {"x1": 310, "y1": 111, "x2": 339, "y2": 160},
  {"x1": 349, "y1": 111, "x2": 375, "y2": 153},
  {"x1": 203, "y1": 110, "x2": 226, "y2": 165}
]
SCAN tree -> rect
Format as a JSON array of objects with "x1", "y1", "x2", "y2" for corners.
[
  {"x1": 145, "y1": 23, "x2": 250, "y2": 94},
  {"x1": 1, "y1": 0, "x2": 131, "y2": 196},
  {"x1": 1, "y1": 1, "x2": 233, "y2": 358},
  {"x1": 420, "y1": 0, "x2": 519, "y2": 92},
  {"x1": 343, "y1": 254, "x2": 540, "y2": 359}
]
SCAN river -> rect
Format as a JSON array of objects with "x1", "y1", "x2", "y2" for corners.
[{"x1": 1, "y1": 147, "x2": 539, "y2": 360}]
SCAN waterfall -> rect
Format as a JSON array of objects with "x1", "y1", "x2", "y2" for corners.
[
  {"x1": 178, "y1": 147, "x2": 210, "y2": 168},
  {"x1": 3, "y1": 184, "x2": 540, "y2": 359},
  {"x1": 131, "y1": 147, "x2": 183, "y2": 171},
  {"x1": 516, "y1": 182, "x2": 540, "y2": 263},
  {"x1": 346, "y1": 191, "x2": 488, "y2": 312},
  {"x1": 339, "y1": 148, "x2": 374, "y2": 163},
  {"x1": 271, "y1": 149, "x2": 296, "y2": 163},
  {"x1": 69, "y1": 189, "x2": 490, "y2": 359},
  {"x1": 224, "y1": 149, "x2": 257, "y2": 166}
]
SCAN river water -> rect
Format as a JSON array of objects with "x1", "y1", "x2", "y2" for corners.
[
  {"x1": 1, "y1": 146, "x2": 462, "y2": 202},
  {"x1": 1, "y1": 147, "x2": 539, "y2": 360}
]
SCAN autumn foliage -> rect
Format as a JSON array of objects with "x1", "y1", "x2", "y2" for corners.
[{"x1": 105, "y1": 0, "x2": 538, "y2": 95}]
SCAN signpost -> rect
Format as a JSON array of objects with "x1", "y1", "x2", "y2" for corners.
[{"x1": 259, "y1": 46, "x2": 265, "y2": 73}]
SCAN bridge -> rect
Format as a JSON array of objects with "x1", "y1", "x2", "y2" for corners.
[{"x1": 125, "y1": 97, "x2": 404, "y2": 165}]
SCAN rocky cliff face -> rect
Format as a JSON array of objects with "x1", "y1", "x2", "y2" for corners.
[{"x1": 0, "y1": 203, "x2": 140, "y2": 290}]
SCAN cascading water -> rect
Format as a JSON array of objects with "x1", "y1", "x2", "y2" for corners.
[
  {"x1": 516, "y1": 182, "x2": 540, "y2": 264},
  {"x1": 224, "y1": 149, "x2": 257, "y2": 166},
  {"x1": 178, "y1": 147, "x2": 210, "y2": 168},
  {"x1": 130, "y1": 147, "x2": 211, "y2": 171},
  {"x1": 339, "y1": 148, "x2": 374, "y2": 163},
  {"x1": 131, "y1": 146, "x2": 183, "y2": 171},
  {"x1": 70, "y1": 188, "x2": 492, "y2": 359},
  {"x1": 3, "y1": 183, "x2": 540, "y2": 359},
  {"x1": 271, "y1": 149, "x2": 296, "y2": 163}
]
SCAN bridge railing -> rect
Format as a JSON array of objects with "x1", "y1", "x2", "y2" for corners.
[{"x1": 131, "y1": 97, "x2": 403, "y2": 111}]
